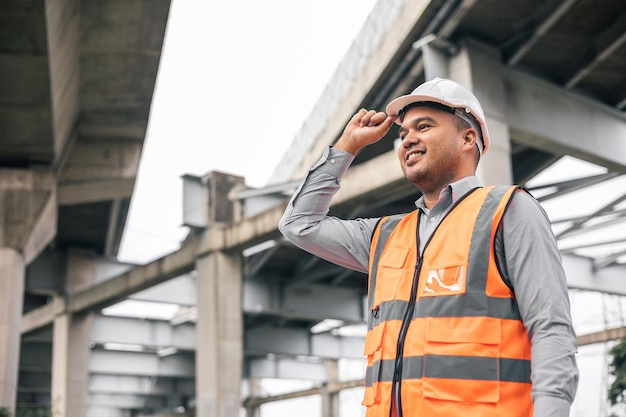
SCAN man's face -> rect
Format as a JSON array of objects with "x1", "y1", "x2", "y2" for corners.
[{"x1": 396, "y1": 106, "x2": 465, "y2": 191}]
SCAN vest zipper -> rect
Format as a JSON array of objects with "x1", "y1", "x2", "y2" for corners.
[
  {"x1": 379, "y1": 187, "x2": 480, "y2": 417},
  {"x1": 390, "y1": 256, "x2": 423, "y2": 417}
]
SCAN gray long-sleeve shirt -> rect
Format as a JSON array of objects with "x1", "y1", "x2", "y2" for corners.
[{"x1": 278, "y1": 146, "x2": 579, "y2": 417}]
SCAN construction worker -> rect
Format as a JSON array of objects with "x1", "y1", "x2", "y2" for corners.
[{"x1": 278, "y1": 77, "x2": 579, "y2": 417}]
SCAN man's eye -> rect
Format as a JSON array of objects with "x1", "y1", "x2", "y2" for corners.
[{"x1": 418, "y1": 124, "x2": 431, "y2": 131}]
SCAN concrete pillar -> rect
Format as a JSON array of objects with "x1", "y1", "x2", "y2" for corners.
[
  {"x1": 0, "y1": 166, "x2": 55, "y2": 412},
  {"x1": 194, "y1": 170, "x2": 245, "y2": 417},
  {"x1": 448, "y1": 38, "x2": 514, "y2": 185},
  {"x1": 50, "y1": 252, "x2": 95, "y2": 417},
  {"x1": 423, "y1": 43, "x2": 450, "y2": 81},
  {"x1": 321, "y1": 360, "x2": 339, "y2": 417},
  {"x1": 50, "y1": 311, "x2": 93, "y2": 417},
  {"x1": 0, "y1": 248, "x2": 25, "y2": 412},
  {"x1": 195, "y1": 250, "x2": 243, "y2": 417}
]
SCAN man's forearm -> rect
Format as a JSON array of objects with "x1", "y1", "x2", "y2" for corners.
[{"x1": 278, "y1": 147, "x2": 377, "y2": 273}]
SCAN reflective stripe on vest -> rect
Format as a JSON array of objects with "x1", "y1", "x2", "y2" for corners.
[{"x1": 366, "y1": 355, "x2": 531, "y2": 386}]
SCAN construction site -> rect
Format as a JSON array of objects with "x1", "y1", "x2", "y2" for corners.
[{"x1": 1, "y1": 0, "x2": 626, "y2": 416}]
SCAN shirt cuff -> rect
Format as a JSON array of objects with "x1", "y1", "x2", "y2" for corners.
[
  {"x1": 533, "y1": 395, "x2": 571, "y2": 417},
  {"x1": 310, "y1": 146, "x2": 354, "y2": 179}
]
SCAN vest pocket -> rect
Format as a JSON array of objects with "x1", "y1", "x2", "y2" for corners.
[
  {"x1": 374, "y1": 247, "x2": 410, "y2": 307},
  {"x1": 362, "y1": 323, "x2": 385, "y2": 406},
  {"x1": 423, "y1": 317, "x2": 502, "y2": 403}
]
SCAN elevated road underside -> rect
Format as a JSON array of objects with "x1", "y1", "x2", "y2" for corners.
[{"x1": 1, "y1": 0, "x2": 625, "y2": 416}]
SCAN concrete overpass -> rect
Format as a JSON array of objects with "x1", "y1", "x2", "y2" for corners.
[
  {"x1": 0, "y1": 0, "x2": 170, "y2": 415},
  {"x1": 1, "y1": 0, "x2": 626, "y2": 416}
]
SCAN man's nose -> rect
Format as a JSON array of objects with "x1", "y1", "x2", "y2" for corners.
[{"x1": 401, "y1": 131, "x2": 419, "y2": 147}]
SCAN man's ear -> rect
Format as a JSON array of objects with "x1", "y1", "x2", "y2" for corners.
[{"x1": 462, "y1": 128, "x2": 478, "y2": 149}]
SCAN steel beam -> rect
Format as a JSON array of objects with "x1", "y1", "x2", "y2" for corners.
[
  {"x1": 577, "y1": 326, "x2": 626, "y2": 346},
  {"x1": 70, "y1": 242, "x2": 197, "y2": 312},
  {"x1": 504, "y1": 69, "x2": 626, "y2": 173},
  {"x1": 85, "y1": 406, "x2": 126, "y2": 417},
  {"x1": 562, "y1": 254, "x2": 626, "y2": 295},
  {"x1": 21, "y1": 296, "x2": 65, "y2": 334},
  {"x1": 246, "y1": 356, "x2": 328, "y2": 381},
  {"x1": 89, "y1": 350, "x2": 194, "y2": 378},
  {"x1": 244, "y1": 281, "x2": 365, "y2": 323},
  {"x1": 90, "y1": 314, "x2": 196, "y2": 350},
  {"x1": 244, "y1": 378, "x2": 364, "y2": 407},
  {"x1": 129, "y1": 273, "x2": 197, "y2": 306},
  {"x1": 246, "y1": 326, "x2": 363, "y2": 359},
  {"x1": 88, "y1": 393, "x2": 186, "y2": 409},
  {"x1": 89, "y1": 374, "x2": 194, "y2": 396}
]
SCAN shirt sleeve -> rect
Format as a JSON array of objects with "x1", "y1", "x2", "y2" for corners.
[
  {"x1": 278, "y1": 146, "x2": 380, "y2": 274},
  {"x1": 496, "y1": 190, "x2": 579, "y2": 417}
]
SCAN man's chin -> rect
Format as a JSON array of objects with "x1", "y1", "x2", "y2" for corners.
[{"x1": 404, "y1": 171, "x2": 427, "y2": 187}]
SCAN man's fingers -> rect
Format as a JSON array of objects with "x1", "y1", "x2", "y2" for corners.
[
  {"x1": 349, "y1": 109, "x2": 367, "y2": 126},
  {"x1": 358, "y1": 110, "x2": 377, "y2": 127},
  {"x1": 350, "y1": 109, "x2": 396, "y2": 135},
  {"x1": 337, "y1": 110, "x2": 398, "y2": 154},
  {"x1": 354, "y1": 110, "x2": 391, "y2": 126},
  {"x1": 368, "y1": 111, "x2": 389, "y2": 126}
]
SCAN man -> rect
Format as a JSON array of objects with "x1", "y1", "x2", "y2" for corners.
[{"x1": 278, "y1": 77, "x2": 578, "y2": 417}]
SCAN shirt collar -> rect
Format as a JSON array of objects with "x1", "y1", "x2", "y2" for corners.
[{"x1": 415, "y1": 176, "x2": 482, "y2": 213}]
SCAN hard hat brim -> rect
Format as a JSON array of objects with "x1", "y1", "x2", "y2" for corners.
[{"x1": 386, "y1": 94, "x2": 459, "y2": 125}]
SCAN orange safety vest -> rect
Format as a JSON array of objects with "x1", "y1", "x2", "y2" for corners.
[{"x1": 362, "y1": 185, "x2": 533, "y2": 417}]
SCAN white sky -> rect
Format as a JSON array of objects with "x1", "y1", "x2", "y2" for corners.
[
  {"x1": 118, "y1": 0, "x2": 377, "y2": 263},
  {"x1": 116, "y1": 3, "x2": 376, "y2": 414}
]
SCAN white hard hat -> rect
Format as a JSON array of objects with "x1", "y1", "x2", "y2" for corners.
[{"x1": 386, "y1": 77, "x2": 490, "y2": 155}]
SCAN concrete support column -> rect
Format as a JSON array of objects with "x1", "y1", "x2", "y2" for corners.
[
  {"x1": 448, "y1": 38, "x2": 514, "y2": 185},
  {"x1": 0, "y1": 248, "x2": 25, "y2": 412},
  {"x1": 50, "y1": 252, "x2": 95, "y2": 417},
  {"x1": 50, "y1": 311, "x2": 93, "y2": 417},
  {"x1": 195, "y1": 250, "x2": 243, "y2": 417},
  {"x1": 321, "y1": 360, "x2": 339, "y2": 417},
  {"x1": 423, "y1": 43, "x2": 449, "y2": 80},
  {"x1": 0, "y1": 166, "x2": 55, "y2": 412}
]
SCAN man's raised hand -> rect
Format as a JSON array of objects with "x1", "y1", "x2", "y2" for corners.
[{"x1": 334, "y1": 109, "x2": 397, "y2": 155}]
